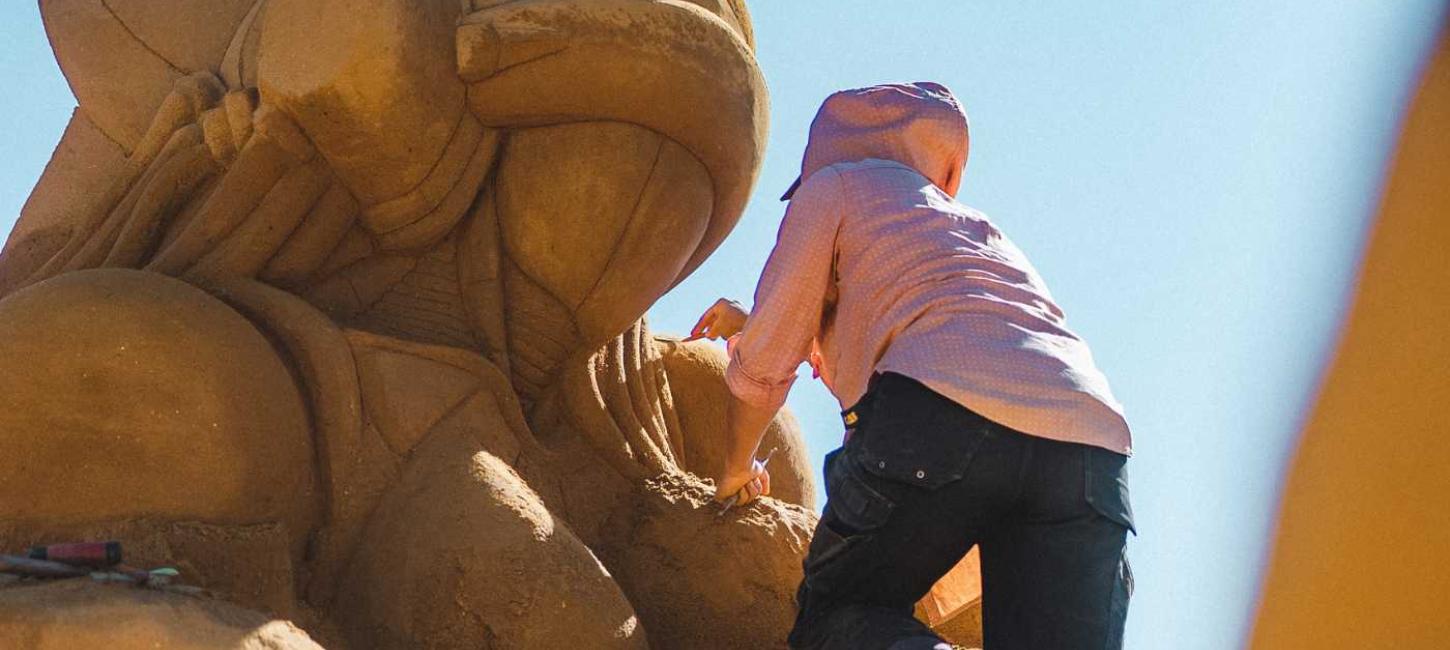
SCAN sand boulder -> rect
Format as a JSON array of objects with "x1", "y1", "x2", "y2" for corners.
[
  {"x1": 0, "y1": 581, "x2": 321, "y2": 650},
  {"x1": 596, "y1": 474, "x2": 816, "y2": 649},
  {"x1": 657, "y1": 336, "x2": 818, "y2": 510},
  {"x1": 0, "y1": 269, "x2": 317, "y2": 542},
  {"x1": 335, "y1": 429, "x2": 647, "y2": 650}
]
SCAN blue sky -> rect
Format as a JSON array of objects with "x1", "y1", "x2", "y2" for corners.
[{"x1": 0, "y1": 2, "x2": 1444, "y2": 648}]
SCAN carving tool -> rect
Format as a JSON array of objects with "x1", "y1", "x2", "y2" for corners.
[
  {"x1": 27, "y1": 541, "x2": 122, "y2": 568},
  {"x1": 716, "y1": 447, "x2": 777, "y2": 517},
  {"x1": 0, "y1": 555, "x2": 89, "y2": 578}
]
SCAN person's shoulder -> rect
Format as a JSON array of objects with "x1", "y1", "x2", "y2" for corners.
[
  {"x1": 804, "y1": 159, "x2": 916, "y2": 196},
  {"x1": 924, "y1": 190, "x2": 1004, "y2": 231},
  {"x1": 791, "y1": 164, "x2": 852, "y2": 203}
]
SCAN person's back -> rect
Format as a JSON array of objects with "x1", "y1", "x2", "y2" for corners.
[
  {"x1": 695, "y1": 82, "x2": 1136, "y2": 650},
  {"x1": 819, "y1": 157, "x2": 1131, "y2": 455}
]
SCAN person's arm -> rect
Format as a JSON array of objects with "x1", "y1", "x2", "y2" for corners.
[{"x1": 712, "y1": 169, "x2": 844, "y2": 504}]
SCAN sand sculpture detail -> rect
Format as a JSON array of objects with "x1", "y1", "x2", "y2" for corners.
[{"x1": 0, "y1": 1, "x2": 826, "y2": 647}]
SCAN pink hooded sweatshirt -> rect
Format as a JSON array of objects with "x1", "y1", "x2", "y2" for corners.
[{"x1": 725, "y1": 82, "x2": 1132, "y2": 455}]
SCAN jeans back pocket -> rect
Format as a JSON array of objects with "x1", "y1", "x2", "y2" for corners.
[
  {"x1": 823, "y1": 448, "x2": 895, "y2": 534},
  {"x1": 852, "y1": 373, "x2": 992, "y2": 490}
]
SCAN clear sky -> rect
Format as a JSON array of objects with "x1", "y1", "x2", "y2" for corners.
[{"x1": 0, "y1": 2, "x2": 1443, "y2": 649}]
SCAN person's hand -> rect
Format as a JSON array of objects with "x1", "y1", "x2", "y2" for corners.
[
  {"x1": 686, "y1": 298, "x2": 748, "y2": 341},
  {"x1": 714, "y1": 457, "x2": 772, "y2": 507}
]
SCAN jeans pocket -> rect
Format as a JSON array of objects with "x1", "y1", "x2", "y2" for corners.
[
  {"x1": 1084, "y1": 446, "x2": 1136, "y2": 534},
  {"x1": 805, "y1": 452, "x2": 895, "y2": 597},
  {"x1": 803, "y1": 517, "x2": 858, "y2": 575},
  {"x1": 854, "y1": 374, "x2": 992, "y2": 490},
  {"x1": 825, "y1": 447, "x2": 896, "y2": 534}
]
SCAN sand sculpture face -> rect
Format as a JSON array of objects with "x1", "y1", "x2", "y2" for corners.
[{"x1": 0, "y1": 1, "x2": 845, "y2": 648}]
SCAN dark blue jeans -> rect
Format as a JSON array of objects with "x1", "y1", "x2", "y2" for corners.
[{"x1": 788, "y1": 373, "x2": 1135, "y2": 650}]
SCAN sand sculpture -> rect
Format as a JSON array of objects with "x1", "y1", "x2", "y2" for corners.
[{"x1": 0, "y1": 1, "x2": 829, "y2": 647}]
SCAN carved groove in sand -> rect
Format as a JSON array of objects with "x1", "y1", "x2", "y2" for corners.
[{"x1": 0, "y1": 1, "x2": 819, "y2": 647}]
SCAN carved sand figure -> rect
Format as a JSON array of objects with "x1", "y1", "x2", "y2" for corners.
[{"x1": 0, "y1": 1, "x2": 827, "y2": 647}]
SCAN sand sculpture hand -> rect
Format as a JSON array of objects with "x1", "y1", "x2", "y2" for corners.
[{"x1": 687, "y1": 297, "x2": 750, "y2": 341}]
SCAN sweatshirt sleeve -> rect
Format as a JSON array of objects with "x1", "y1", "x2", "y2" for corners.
[{"x1": 725, "y1": 169, "x2": 844, "y2": 411}]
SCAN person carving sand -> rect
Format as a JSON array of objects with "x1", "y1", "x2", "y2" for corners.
[{"x1": 690, "y1": 82, "x2": 1137, "y2": 649}]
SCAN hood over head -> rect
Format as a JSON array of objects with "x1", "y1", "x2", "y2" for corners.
[{"x1": 783, "y1": 82, "x2": 969, "y2": 200}]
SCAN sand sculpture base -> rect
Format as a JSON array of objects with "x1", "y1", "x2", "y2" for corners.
[{"x1": 0, "y1": 581, "x2": 322, "y2": 650}]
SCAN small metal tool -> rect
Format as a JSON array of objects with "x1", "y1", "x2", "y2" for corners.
[{"x1": 716, "y1": 447, "x2": 778, "y2": 517}]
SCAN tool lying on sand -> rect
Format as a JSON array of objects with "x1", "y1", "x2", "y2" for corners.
[
  {"x1": 0, "y1": 555, "x2": 90, "y2": 579},
  {"x1": 28, "y1": 541, "x2": 123, "y2": 568},
  {"x1": 717, "y1": 447, "x2": 778, "y2": 517},
  {"x1": 4, "y1": 540, "x2": 122, "y2": 578},
  {"x1": 3, "y1": 541, "x2": 190, "y2": 591}
]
